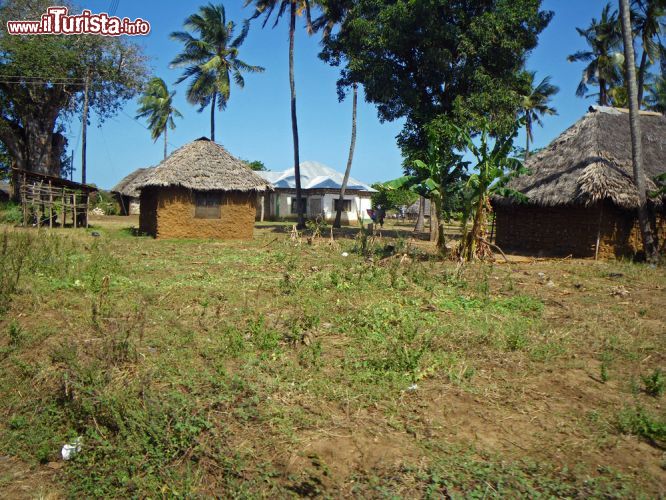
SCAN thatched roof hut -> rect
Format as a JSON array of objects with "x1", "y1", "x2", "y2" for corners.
[
  {"x1": 492, "y1": 107, "x2": 666, "y2": 259},
  {"x1": 141, "y1": 138, "x2": 271, "y2": 193},
  {"x1": 112, "y1": 167, "x2": 155, "y2": 215},
  {"x1": 138, "y1": 138, "x2": 272, "y2": 239},
  {"x1": 495, "y1": 106, "x2": 666, "y2": 210},
  {"x1": 113, "y1": 167, "x2": 155, "y2": 198}
]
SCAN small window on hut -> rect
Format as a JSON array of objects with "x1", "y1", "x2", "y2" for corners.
[{"x1": 194, "y1": 192, "x2": 222, "y2": 219}]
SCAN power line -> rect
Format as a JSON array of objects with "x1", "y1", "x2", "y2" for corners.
[
  {"x1": 0, "y1": 81, "x2": 84, "y2": 86},
  {"x1": 109, "y1": 0, "x2": 120, "y2": 16},
  {"x1": 0, "y1": 76, "x2": 86, "y2": 87},
  {"x1": 0, "y1": 75, "x2": 86, "y2": 82}
]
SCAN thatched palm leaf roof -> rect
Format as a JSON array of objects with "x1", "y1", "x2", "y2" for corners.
[
  {"x1": 140, "y1": 138, "x2": 272, "y2": 192},
  {"x1": 494, "y1": 107, "x2": 666, "y2": 209},
  {"x1": 112, "y1": 167, "x2": 155, "y2": 197}
]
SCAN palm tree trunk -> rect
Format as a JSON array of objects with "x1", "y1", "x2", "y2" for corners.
[
  {"x1": 619, "y1": 0, "x2": 658, "y2": 262},
  {"x1": 525, "y1": 120, "x2": 530, "y2": 161},
  {"x1": 414, "y1": 196, "x2": 425, "y2": 232},
  {"x1": 164, "y1": 126, "x2": 168, "y2": 161},
  {"x1": 210, "y1": 93, "x2": 216, "y2": 142},
  {"x1": 637, "y1": 50, "x2": 648, "y2": 108},
  {"x1": 599, "y1": 78, "x2": 607, "y2": 106},
  {"x1": 289, "y1": 0, "x2": 304, "y2": 229},
  {"x1": 334, "y1": 84, "x2": 358, "y2": 229}
]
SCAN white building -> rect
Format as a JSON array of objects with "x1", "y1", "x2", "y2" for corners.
[{"x1": 257, "y1": 161, "x2": 376, "y2": 224}]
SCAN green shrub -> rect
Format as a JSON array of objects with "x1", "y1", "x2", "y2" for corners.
[
  {"x1": 617, "y1": 406, "x2": 666, "y2": 447},
  {"x1": 0, "y1": 201, "x2": 22, "y2": 224},
  {"x1": 642, "y1": 369, "x2": 665, "y2": 397}
]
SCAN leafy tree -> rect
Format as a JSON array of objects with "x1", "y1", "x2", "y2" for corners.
[
  {"x1": 456, "y1": 120, "x2": 526, "y2": 261},
  {"x1": 247, "y1": 160, "x2": 267, "y2": 171},
  {"x1": 321, "y1": 0, "x2": 550, "y2": 241},
  {"x1": 619, "y1": 0, "x2": 659, "y2": 262},
  {"x1": 519, "y1": 71, "x2": 558, "y2": 159},
  {"x1": 136, "y1": 78, "x2": 183, "y2": 161},
  {"x1": 321, "y1": 0, "x2": 552, "y2": 137},
  {"x1": 370, "y1": 182, "x2": 418, "y2": 212},
  {"x1": 245, "y1": 0, "x2": 315, "y2": 229},
  {"x1": 171, "y1": 3, "x2": 264, "y2": 142},
  {"x1": 568, "y1": 3, "x2": 624, "y2": 106},
  {"x1": 0, "y1": 0, "x2": 147, "y2": 177}
]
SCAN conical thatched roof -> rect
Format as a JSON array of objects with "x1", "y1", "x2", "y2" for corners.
[
  {"x1": 112, "y1": 167, "x2": 155, "y2": 197},
  {"x1": 139, "y1": 138, "x2": 272, "y2": 192},
  {"x1": 494, "y1": 106, "x2": 666, "y2": 210}
]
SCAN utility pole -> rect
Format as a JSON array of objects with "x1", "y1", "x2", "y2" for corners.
[{"x1": 81, "y1": 68, "x2": 90, "y2": 185}]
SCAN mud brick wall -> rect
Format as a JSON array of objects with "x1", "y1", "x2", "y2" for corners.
[
  {"x1": 494, "y1": 203, "x2": 663, "y2": 259},
  {"x1": 141, "y1": 187, "x2": 256, "y2": 240}
]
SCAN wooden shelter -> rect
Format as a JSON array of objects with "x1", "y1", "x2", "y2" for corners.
[
  {"x1": 138, "y1": 138, "x2": 272, "y2": 239},
  {"x1": 492, "y1": 107, "x2": 666, "y2": 259},
  {"x1": 112, "y1": 167, "x2": 154, "y2": 215},
  {"x1": 14, "y1": 169, "x2": 97, "y2": 228}
]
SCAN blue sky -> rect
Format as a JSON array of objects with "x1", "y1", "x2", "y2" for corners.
[{"x1": 72, "y1": 0, "x2": 614, "y2": 190}]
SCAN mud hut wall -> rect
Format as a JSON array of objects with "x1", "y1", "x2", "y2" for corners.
[
  {"x1": 596, "y1": 205, "x2": 666, "y2": 258},
  {"x1": 495, "y1": 205, "x2": 600, "y2": 257},
  {"x1": 154, "y1": 186, "x2": 256, "y2": 239},
  {"x1": 495, "y1": 203, "x2": 665, "y2": 258}
]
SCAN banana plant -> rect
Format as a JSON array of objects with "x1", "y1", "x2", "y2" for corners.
[
  {"x1": 384, "y1": 141, "x2": 468, "y2": 254},
  {"x1": 456, "y1": 120, "x2": 527, "y2": 261}
]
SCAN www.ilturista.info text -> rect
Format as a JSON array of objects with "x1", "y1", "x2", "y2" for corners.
[{"x1": 6, "y1": 7, "x2": 150, "y2": 36}]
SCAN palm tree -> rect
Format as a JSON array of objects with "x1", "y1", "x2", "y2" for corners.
[
  {"x1": 568, "y1": 4, "x2": 624, "y2": 106},
  {"x1": 170, "y1": 3, "x2": 264, "y2": 142},
  {"x1": 631, "y1": 0, "x2": 666, "y2": 105},
  {"x1": 619, "y1": 0, "x2": 659, "y2": 262},
  {"x1": 519, "y1": 71, "x2": 559, "y2": 160},
  {"x1": 245, "y1": 0, "x2": 314, "y2": 229},
  {"x1": 646, "y1": 75, "x2": 666, "y2": 112},
  {"x1": 315, "y1": 0, "x2": 358, "y2": 228},
  {"x1": 136, "y1": 78, "x2": 182, "y2": 160}
]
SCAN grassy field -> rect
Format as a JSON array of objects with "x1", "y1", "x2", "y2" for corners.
[{"x1": 0, "y1": 216, "x2": 664, "y2": 498}]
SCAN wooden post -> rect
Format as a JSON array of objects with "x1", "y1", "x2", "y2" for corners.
[
  {"x1": 85, "y1": 194, "x2": 89, "y2": 228},
  {"x1": 260, "y1": 195, "x2": 265, "y2": 222},
  {"x1": 37, "y1": 180, "x2": 44, "y2": 228},
  {"x1": 62, "y1": 189, "x2": 66, "y2": 228},
  {"x1": 73, "y1": 193, "x2": 77, "y2": 228},
  {"x1": 595, "y1": 203, "x2": 604, "y2": 261},
  {"x1": 81, "y1": 69, "x2": 90, "y2": 185},
  {"x1": 48, "y1": 181, "x2": 53, "y2": 229},
  {"x1": 22, "y1": 185, "x2": 27, "y2": 228}
]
